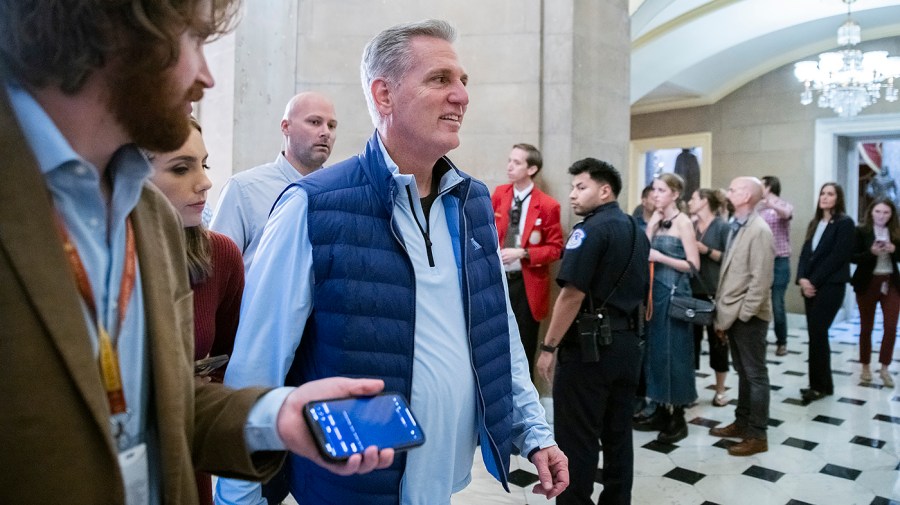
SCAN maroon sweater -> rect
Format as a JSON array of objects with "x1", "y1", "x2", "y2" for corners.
[
  {"x1": 191, "y1": 230, "x2": 244, "y2": 373},
  {"x1": 191, "y1": 230, "x2": 243, "y2": 505}
]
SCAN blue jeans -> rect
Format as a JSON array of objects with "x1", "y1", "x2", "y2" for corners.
[{"x1": 771, "y1": 257, "x2": 790, "y2": 345}]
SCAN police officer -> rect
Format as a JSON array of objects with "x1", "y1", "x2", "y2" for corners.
[{"x1": 536, "y1": 158, "x2": 650, "y2": 505}]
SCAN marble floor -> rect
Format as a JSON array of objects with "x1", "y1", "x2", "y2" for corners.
[{"x1": 452, "y1": 313, "x2": 900, "y2": 505}]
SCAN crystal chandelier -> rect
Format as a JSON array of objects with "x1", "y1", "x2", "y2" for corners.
[{"x1": 793, "y1": 0, "x2": 900, "y2": 117}]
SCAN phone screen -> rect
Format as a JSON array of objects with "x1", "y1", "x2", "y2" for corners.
[{"x1": 304, "y1": 393, "x2": 425, "y2": 461}]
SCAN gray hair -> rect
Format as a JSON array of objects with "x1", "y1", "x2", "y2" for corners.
[{"x1": 360, "y1": 19, "x2": 457, "y2": 127}]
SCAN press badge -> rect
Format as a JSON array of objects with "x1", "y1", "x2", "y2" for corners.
[{"x1": 118, "y1": 443, "x2": 149, "y2": 505}]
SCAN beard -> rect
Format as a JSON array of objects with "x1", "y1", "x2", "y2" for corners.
[{"x1": 109, "y1": 64, "x2": 203, "y2": 152}]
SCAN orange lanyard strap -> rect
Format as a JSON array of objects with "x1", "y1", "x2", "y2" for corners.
[
  {"x1": 54, "y1": 214, "x2": 136, "y2": 416},
  {"x1": 645, "y1": 262, "x2": 655, "y2": 321}
]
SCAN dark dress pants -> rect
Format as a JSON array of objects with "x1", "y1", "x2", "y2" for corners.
[
  {"x1": 554, "y1": 330, "x2": 642, "y2": 505},
  {"x1": 727, "y1": 317, "x2": 770, "y2": 439},
  {"x1": 508, "y1": 271, "x2": 541, "y2": 375},
  {"x1": 804, "y1": 282, "x2": 845, "y2": 394}
]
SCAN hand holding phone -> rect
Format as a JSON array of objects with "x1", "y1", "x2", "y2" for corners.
[{"x1": 303, "y1": 392, "x2": 425, "y2": 462}]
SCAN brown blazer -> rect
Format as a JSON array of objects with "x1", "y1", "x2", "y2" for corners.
[
  {"x1": 0, "y1": 89, "x2": 283, "y2": 504},
  {"x1": 715, "y1": 212, "x2": 774, "y2": 331}
]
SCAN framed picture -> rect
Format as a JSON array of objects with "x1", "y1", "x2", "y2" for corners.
[{"x1": 628, "y1": 132, "x2": 712, "y2": 212}]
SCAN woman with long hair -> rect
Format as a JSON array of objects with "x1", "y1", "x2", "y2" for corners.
[
  {"x1": 634, "y1": 173, "x2": 700, "y2": 444},
  {"x1": 851, "y1": 197, "x2": 900, "y2": 388},
  {"x1": 796, "y1": 182, "x2": 854, "y2": 404},
  {"x1": 688, "y1": 188, "x2": 730, "y2": 406},
  {"x1": 148, "y1": 119, "x2": 244, "y2": 505}
]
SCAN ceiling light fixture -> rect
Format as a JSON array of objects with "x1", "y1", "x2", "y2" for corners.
[{"x1": 794, "y1": 0, "x2": 900, "y2": 117}]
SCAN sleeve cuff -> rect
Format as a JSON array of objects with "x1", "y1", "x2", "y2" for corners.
[{"x1": 244, "y1": 387, "x2": 294, "y2": 452}]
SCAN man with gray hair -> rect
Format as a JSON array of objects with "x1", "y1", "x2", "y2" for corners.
[
  {"x1": 217, "y1": 19, "x2": 568, "y2": 505},
  {"x1": 709, "y1": 177, "x2": 774, "y2": 457},
  {"x1": 211, "y1": 91, "x2": 337, "y2": 271}
]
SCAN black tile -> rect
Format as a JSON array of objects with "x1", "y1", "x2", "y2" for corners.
[
  {"x1": 787, "y1": 350, "x2": 803, "y2": 355},
  {"x1": 833, "y1": 369, "x2": 854, "y2": 376},
  {"x1": 743, "y1": 465, "x2": 784, "y2": 483},
  {"x1": 837, "y1": 341, "x2": 856, "y2": 346},
  {"x1": 695, "y1": 371, "x2": 710, "y2": 378},
  {"x1": 871, "y1": 497, "x2": 900, "y2": 505},
  {"x1": 700, "y1": 502, "x2": 722, "y2": 505},
  {"x1": 642, "y1": 440, "x2": 678, "y2": 454},
  {"x1": 892, "y1": 396, "x2": 900, "y2": 402},
  {"x1": 786, "y1": 500, "x2": 815, "y2": 505},
  {"x1": 874, "y1": 414, "x2": 900, "y2": 425},
  {"x1": 767, "y1": 418, "x2": 784, "y2": 427},
  {"x1": 507, "y1": 469, "x2": 539, "y2": 487},
  {"x1": 847, "y1": 358, "x2": 862, "y2": 363},
  {"x1": 712, "y1": 439, "x2": 738, "y2": 450},
  {"x1": 820, "y1": 463, "x2": 861, "y2": 481},
  {"x1": 769, "y1": 384, "x2": 783, "y2": 391},
  {"x1": 690, "y1": 417, "x2": 720, "y2": 428},
  {"x1": 783, "y1": 370, "x2": 806, "y2": 376},
  {"x1": 896, "y1": 461, "x2": 900, "y2": 471},
  {"x1": 860, "y1": 381, "x2": 885, "y2": 389},
  {"x1": 837, "y1": 397, "x2": 866, "y2": 406},
  {"x1": 704, "y1": 384, "x2": 731, "y2": 391},
  {"x1": 664, "y1": 467, "x2": 706, "y2": 485},
  {"x1": 830, "y1": 350, "x2": 843, "y2": 354},
  {"x1": 594, "y1": 467, "x2": 604, "y2": 484},
  {"x1": 851, "y1": 435, "x2": 886, "y2": 449},
  {"x1": 783, "y1": 398, "x2": 806, "y2": 406},
  {"x1": 782, "y1": 437, "x2": 818, "y2": 451},
  {"x1": 812, "y1": 415, "x2": 844, "y2": 426},
  {"x1": 765, "y1": 360, "x2": 782, "y2": 366}
]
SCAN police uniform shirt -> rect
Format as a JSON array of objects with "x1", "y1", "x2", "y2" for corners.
[{"x1": 556, "y1": 201, "x2": 650, "y2": 341}]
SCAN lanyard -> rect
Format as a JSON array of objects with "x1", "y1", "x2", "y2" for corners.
[{"x1": 54, "y1": 213, "x2": 136, "y2": 422}]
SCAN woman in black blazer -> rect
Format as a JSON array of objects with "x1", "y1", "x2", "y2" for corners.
[
  {"x1": 850, "y1": 197, "x2": 900, "y2": 388},
  {"x1": 796, "y1": 182, "x2": 855, "y2": 404}
]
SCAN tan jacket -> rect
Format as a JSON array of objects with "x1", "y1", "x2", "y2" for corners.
[
  {"x1": 0, "y1": 90, "x2": 283, "y2": 504},
  {"x1": 714, "y1": 212, "x2": 774, "y2": 331}
]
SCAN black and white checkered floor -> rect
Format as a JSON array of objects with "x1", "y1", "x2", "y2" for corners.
[{"x1": 452, "y1": 313, "x2": 900, "y2": 504}]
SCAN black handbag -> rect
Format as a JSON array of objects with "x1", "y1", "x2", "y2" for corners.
[{"x1": 667, "y1": 263, "x2": 715, "y2": 326}]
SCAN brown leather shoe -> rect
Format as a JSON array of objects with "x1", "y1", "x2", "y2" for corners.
[
  {"x1": 727, "y1": 438, "x2": 768, "y2": 456},
  {"x1": 709, "y1": 422, "x2": 749, "y2": 439}
]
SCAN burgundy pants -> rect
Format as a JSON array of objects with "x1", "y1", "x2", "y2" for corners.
[{"x1": 856, "y1": 274, "x2": 900, "y2": 366}]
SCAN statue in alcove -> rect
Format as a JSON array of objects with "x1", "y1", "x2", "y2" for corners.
[{"x1": 866, "y1": 165, "x2": 898, "y2": 205}]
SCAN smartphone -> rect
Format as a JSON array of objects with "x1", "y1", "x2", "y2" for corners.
[
  {"x1": 303, "y1": 392, "x2": 425, "y2": 462},
  {"x1": 194, "y1": 354, "x2": 229, "y2": 376}
]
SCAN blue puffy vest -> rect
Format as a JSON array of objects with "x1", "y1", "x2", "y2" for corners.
[{"x1": 286, "y1": 133, "x2": 514, "y2": 504}]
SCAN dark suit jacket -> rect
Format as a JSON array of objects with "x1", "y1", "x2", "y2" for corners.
[
  {"x1": 491, "y1": 184, "x2": 563, "y2": 320},
  {"x1": 796, "y1": 214, "x2": 855, "y2": 287},
  {"x1": 0, "y1": 87, "x2": 283, "y2": 504},
  {"x1": 850, "y1": 226, "x2": 900, "y2": 293}
]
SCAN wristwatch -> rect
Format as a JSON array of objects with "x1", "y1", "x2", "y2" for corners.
[
  {"x1": 540, "y1": 342, "x2": 557, "y2": 353},
  {"x1": 522, "y1": 248, "x2": 530, "y2": 260}
]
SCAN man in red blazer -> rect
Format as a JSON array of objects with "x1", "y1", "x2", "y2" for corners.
[{"x1": 492, "y1": 143, "x2": 564, "y2": 375}]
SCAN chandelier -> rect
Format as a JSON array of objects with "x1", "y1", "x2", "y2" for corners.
[{"x1": 793, "y1": 0, "x2": 900, "y2": 117}]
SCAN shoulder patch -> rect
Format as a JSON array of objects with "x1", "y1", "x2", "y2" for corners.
[{"x1": 566, "y1": 229, "x2": 586, "y2": 250}]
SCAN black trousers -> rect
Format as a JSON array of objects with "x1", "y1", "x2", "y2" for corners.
[
  {"x1": 507, "y1": 271, "x2": 540, "y2": 375},
  {"x1": 804, "y1": 282, "x2": 845, "y2": 394},
  {"x1": 554, "y1": 330, "x2": 642, "y2": 505}
]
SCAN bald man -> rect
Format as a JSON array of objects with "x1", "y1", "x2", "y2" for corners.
[
  {"x1": 211, "y1": 92, "x2": 338, "y2": 270},
  {"x1": 708, "y1": 177, "x2": 774, "y2": 457}
]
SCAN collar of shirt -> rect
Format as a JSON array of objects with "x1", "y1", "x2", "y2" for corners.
[
  {"x1": 513, "y1": 183, "x2": 534, "y2": 202},
  {"x1": 275, "y1": 151, "x2": 302, "y2": 182},
  {"x1": 582, "y1": 201, "x2": 620, "y2": 221},
  {"x1": 6, "y1": 79, "x2": 81, "y2": 175},
  {"x1": 375, "y1": 132, "x2": 464, "y2": 196}
]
